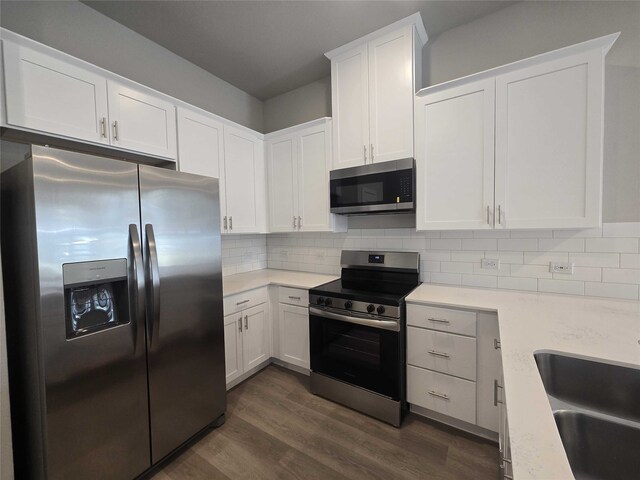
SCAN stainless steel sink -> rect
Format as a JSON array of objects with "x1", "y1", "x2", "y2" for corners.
[{"x1": 534, "y1": 350, "x2": 640, "y2": 480}]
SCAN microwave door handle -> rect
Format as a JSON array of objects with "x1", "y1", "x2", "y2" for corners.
[
  {"x1": 128, "y1": 224, "x2": 145, "y2": 354},
  {"x1": 144, "y1": 224, "x2": 161, "y2": 348}
]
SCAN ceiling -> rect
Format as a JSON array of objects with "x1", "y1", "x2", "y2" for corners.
[{"x1": 83, "y1": 1, "x2": 515, "y2": 101}]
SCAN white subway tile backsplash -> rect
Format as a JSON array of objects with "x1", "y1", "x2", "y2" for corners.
[
  {"x1": 602, "y1": 268, "x2": 640, "y2": 285},
  {"x1": 585, "y1": 238, "x2": 639, "y2": 253},
  {"x1": 538, "y1": 279, "x2": 584, "y2": 296},
  {"x1": 264, "y1": 222, "x2": 640, "y2": 301},
  {"x1": 538, "y1": 238, "x2": 585, "y2": 252}
]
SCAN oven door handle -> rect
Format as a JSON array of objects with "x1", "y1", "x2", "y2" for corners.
[{"x1": 309, "y1": 306, "x2": 400, "y2": 332}]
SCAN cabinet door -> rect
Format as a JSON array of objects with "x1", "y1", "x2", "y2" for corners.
[
  {"x1": 416, "y1": 78, "x2": 496, "y2": 230},
  {"x1": 3, "y1": 41, "x2": 109, "y2": 145},
  {"x1": 177, "y1": 107, "x2": 223, "y2": 178},
  {"x1": 331, "y1": 43, "x2": 370, "y2": 169},
  {"x1": 107, "y1": 81, "x2": 177, "y2": 159},
  {"x1": 224, "y1": 312, "x2": 244, "y2": 384},
  {"x1": 267, "y1": 133, "x2": 298, "y2": 232},
  {"x1": 222, "y1": 125, "x2": 265, "y2": 233},
  {"x1": 368, "y1": 25, "x2": 414, "y2": 163},
  {"x1": 495, "y1": 51, "x2": 604, "y2": 229},
  {"x1": 278, "y1": 303, "x2": 309, "y2": 370},
  {"x1": 297, "y1": 123, "x2": 332, "y2": 232},
  {"x1": 476, "y1": 313, "x2": 501, "y2": 432},
  {"x1": 242, "y1": 304, "x2": 270, "y2": 371}
]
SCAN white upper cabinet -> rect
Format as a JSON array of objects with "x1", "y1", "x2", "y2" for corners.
[
  {"x1": 221, "y1": 124, "x2": 267, "y2": 234},
  {"x1": 415, "y1": 33, "x2": 618, "y2": 230},
  {"x1": 2, "y1": 40, "x2": 110, "y2": 145},
  {"x1": 416, "y1": 78, "x2": 496, "y2": 230},
  {"x1": 494, "y1": 50, "x2": 605, "y2": 229},
  {"x1": 177, "y1": 106, "x2": 223, "y2": 178},
  {"x1": 326, "y1": 14, "x2": 428, "y2": 170},
  {"x1": 107, "y1": 81, "x2": 177, "y2": 160},
  {"x1": 266, "y1": 119, "x2": 346, "y2": 233}
]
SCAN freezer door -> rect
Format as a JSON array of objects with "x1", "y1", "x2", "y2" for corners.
[
  {"x1": 30, "y1": 147, "x2": 150, "y2": 479},
  {"x1": 139, "y1": 165, "x2": 226, "y2": 463}
]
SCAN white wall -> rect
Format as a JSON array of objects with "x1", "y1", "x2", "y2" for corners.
[
  {"x1": 268, "y1": 223, "x2": 640, "y2": 301},
  {"x1": 0, "y1": 0, "x2": 264, "y2": 132}
]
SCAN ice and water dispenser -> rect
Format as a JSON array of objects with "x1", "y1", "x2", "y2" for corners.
[{"x1": 63, "y1": 259, "x2": 130, "y2": 339}]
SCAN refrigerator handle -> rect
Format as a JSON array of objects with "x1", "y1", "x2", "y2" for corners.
[
  {"x1": 128, "y1": 224, "x2": 145, "y2": 354},
  {"x1": 144, "y1": 224, "x2": 161, "y2": 347}
]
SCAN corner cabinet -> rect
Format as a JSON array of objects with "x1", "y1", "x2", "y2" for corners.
[
  {"x1": 266, "y1": 119, "x2": 347, "y2": 233},
  {"x1": 2, "y1": 35, "x2": 177, "y2": 161},
  {"x1": 415, "y1": 33, "x2": 618, "y2": 231},
  {"x1": 221, "y1": 125, "x2": 267, "y2": 234},
  {"x1": 326, "y1": 14, "x2": 428, "y2": 170}
]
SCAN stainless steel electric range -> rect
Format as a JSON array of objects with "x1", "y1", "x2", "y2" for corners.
[{"x1": 308, "y1": 250, "x2": 420, "y2": 427}]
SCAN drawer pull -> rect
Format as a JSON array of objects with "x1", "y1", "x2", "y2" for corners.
[
  {"x1": 288, "y1": 296, "x2": 301, "y2": 300},
  {"x1": 236, "y1": 299, "x2": 250, "y2": 306},
  {"x1": 494, "y1": 379, "x2": 504, "y2": 406},
  {"x1": 427, "y1": 390, "x2": 450, "y2": 400},
  {"x1": 427, "y1": 350, "x2": 450, "y2": 358},
  {"x1": 494, "y1": 338, "x2": 501, "y2": 350},
  {"x1": 427, "y1": 317, "x2": 450, "y2": 324}
]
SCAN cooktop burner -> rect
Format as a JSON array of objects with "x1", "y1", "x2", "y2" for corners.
[{"x1": 309, "y1": 278, "x2": 417, "y2": 306}]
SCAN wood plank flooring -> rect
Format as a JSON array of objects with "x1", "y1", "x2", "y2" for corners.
[{"x1": 154, "y1": 365, "x2": 499, "y2": 480}]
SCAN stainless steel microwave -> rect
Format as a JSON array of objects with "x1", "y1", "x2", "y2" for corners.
[{"x1": 329, "y1": 158, "x2": 415, "y2": 214}]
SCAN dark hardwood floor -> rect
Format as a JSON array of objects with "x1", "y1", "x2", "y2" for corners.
[{"x1": 154, "y1": 365, "x2": 499, "y2": 480}]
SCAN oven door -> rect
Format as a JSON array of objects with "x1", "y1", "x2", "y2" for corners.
[{"x1": 309, "y1": 307, "x2": 401, "y2": 400}]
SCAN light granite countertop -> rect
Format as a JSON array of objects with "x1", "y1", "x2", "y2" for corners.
[
  {"x1": 223, "y1": 269, "x2": 337, "y2": 297},
  {"x1": 406, "y1": 284, "x2": 640, "y2": 480}
]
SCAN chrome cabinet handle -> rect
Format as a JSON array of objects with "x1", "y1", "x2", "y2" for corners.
[
  {"x1": 128, "y1": 224, "x2": 145, "y2": 354},
  {"x1": 298, "y1": 216, "x2": 302, "y2": 229},
  {"x1": 498, "y1": 205, "x2": 502, "y2": 225},
  {"x1": 428, "y1": 391, "x2": 450, "y2": 400},
  {"x1": 288, "y1": 296, "x2": 301, "y2": 300},
  {"x1": 494, "y1": 338, "x2": 501, "y2": 350},
  {"x1": 427, "y1": 317, "x2": 450, "y2": 324},
  {"x1": 363, "y1": 145, "x2": 367, "y2": 163},
  {"x1": 494, "y1": 379, "x2": 504, "y2": 406},
  {"x1": 487, "y1": 205, "x2": 490, "y2": 225},
  {"x1": 238, "y1": 316, "x2": 242, "y2": 332},
  {"x1": 113, "y1": 120, "x2": 119, "y2": 141},
  {"x1": 244, "y1": 315, "x2": 248, "y2": 330},
  {"x1": 144, "y1": 224, "x2": 161, "y2": 348},
  {"x1": 100, "y1": 117, "x2": 107, "y2": 138},
  {"x1": 223, "y1": 216, "x2": 228, "y2": 231},
  {"x1": 236, "y1": 299, "x2": 249, "y2": 306},
  {"x1": 428, "y1": 350, "x2": 450, "y2": 358},
  {"x1": 370, "y1": 144, "x2": 374, "y2": 162},
  {"x1": 293, "y1": 216, "x2": 297, "y2": 229},
  {"x1": 229, "y1": 216, "x2": 233, "y2": 230}
]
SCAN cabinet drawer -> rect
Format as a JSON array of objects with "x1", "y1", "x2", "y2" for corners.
[
  {"x1": 407, "y1": 327, "x2": 477, "y2": 381},
  {"x1": 278, "y1": 286, "x2": 309, "y2": 307},
  {"x1": 407, "y1": 304, "x2": 477, "y2": 337},
  {"x1": 224, "y1": 287, "x2": 268, "y2": 316},
  {"x1": 407, "y1": 365, "x2": 476, "y2": 424}
]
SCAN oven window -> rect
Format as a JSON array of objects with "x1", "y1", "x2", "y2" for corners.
[{"x1": 310, "y1": 314, "x2": 401, "y2": 399}]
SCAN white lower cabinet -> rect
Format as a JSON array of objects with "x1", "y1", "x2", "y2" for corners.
[
  {"x1": 278, "y1": 303, "x2": 310, "y2": 369},
  {"x1": 223, "y1": 299, "x2": 270, "y2": 386},
  {"x1": 407, "y1": 303, "x2": 501, "y2": 435}
]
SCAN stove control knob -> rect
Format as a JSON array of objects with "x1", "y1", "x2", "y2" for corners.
[
  {"x1": 316, "y1": 297, "x2": 325, "y2": 305},
  {"x1": 377, "y1": 305, "x2": 386, "y2": 315},
  {"x1": 324, "y1": 297, "x2": 333, "y2": 307},
  {"x1": 367, "y1": 304, "x2": 375, "y2": 313},
  {"x1": 344, "y1": 300, "x2": 353, "y2": 309}
]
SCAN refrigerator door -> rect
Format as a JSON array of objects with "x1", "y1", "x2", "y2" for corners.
[
  {"x1": 31, "y1": 147, "x2": 150, "y2": 479},
  {"x1": 139, "y1": 165, "x2": 226, "y2": 462}
]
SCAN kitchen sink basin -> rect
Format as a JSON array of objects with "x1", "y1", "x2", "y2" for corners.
[
  {"x1": 534, "y1": 351, "x2": 640, "y2": 422},
  {"x1": 554, "y1": 411, "x2": 640, "y2": 480},
  {"x1": 534, "y1": 351, "x2": 640, "y2": 480}
]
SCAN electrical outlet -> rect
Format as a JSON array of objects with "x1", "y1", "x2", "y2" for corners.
[
  {"x1": 481, "y1": 258, "x2": 500, "y2": 270},
  {"x1": 550, "y1": 262, "x2": 574, "y2": 274}
]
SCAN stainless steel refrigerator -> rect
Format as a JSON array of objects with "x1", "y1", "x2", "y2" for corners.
[{"x1": 1, "y1": 145, "x2": 226, "y2": 479}]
